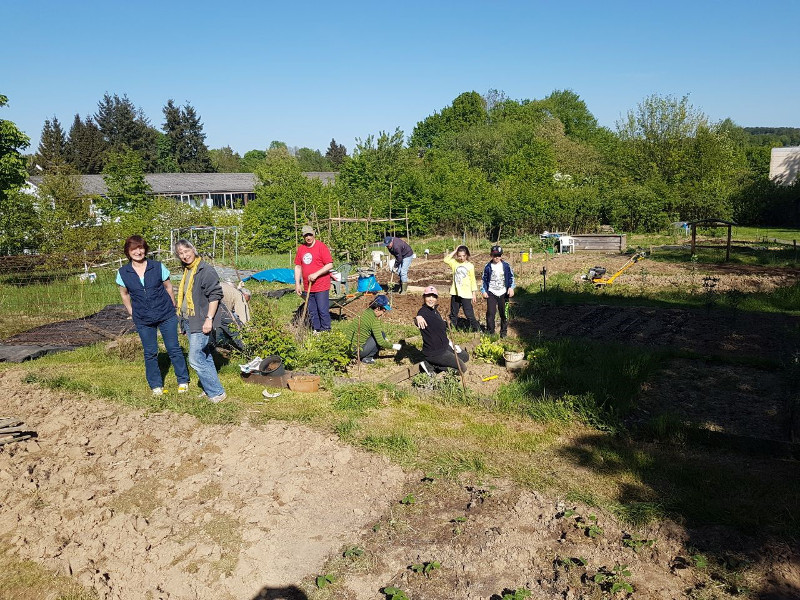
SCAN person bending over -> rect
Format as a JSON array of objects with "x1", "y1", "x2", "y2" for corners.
[{"x1": 345, "y1": 294, "x2": 402, "y2": 364}]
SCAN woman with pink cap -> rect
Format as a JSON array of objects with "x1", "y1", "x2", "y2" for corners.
[{"x1": 414, "y1": 285, "x2": 469, "y2": 373}]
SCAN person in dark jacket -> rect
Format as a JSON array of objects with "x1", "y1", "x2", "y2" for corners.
[
  {"x1": 414, "y1": 286, "x2": 469, "y2": 373},
  {"x1": 117, "y1": 235, "x2": 189, "y2": 396},
  {"x1": 175, "y1": 239, "x2": 226, "y2": 403},
  {"x1": 480, "y1": 245, "x2": 516, "y2": 337},
  {"x1": 383, "y1": 235, "x2": 414, "y2": 293}
]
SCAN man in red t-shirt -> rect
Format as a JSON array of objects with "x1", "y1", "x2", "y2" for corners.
[{"x1": 294, "y1": 225, "x2": 334, "y2": 331}]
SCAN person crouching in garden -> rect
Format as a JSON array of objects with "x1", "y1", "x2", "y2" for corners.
[
  {"x1": 414, "y1": 286, "x2": 469, "y2": 373},
  {"x1": 480, "y1": 245, "x2": 515, "y2": 338},
  {"x1": 444, "y1": 245, "x2": 480, "y2": 332},
  {"x1": 175, "y1": 239, "x2": 227, "y2": 403},
  {"x1": 345, "y1": 294, "x2": 402, "y2": 364},
  {"x1": 117, "y1": 235, "x2": 189, "y2": 397}
]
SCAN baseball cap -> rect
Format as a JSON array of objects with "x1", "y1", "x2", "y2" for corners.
[
  {"x1": 490, "y1": 245, "x2": 503, "y2": 256},
  {"x1": 382, "y1": 236, "x2": 393, "y2": 245},
  {"x1": 423, "y1": 285, "x2": 438, "y2": 296},
  {"x1": 301, "y1": 225, "x2": 315, "y2": 236},
  {"x1": 371, "y1": 294, "x2": 391, "y2": 311}
]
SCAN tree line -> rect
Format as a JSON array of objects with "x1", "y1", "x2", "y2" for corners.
[
  {"x1": 31, "y1": 93, "x2": 348, "y2": 176},
  {"x1": 2, "y1": 89, "x2": 799, "y2": 256}
]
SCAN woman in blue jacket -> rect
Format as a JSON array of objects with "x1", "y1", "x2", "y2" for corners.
[{"x1": 117, "y1": 235, "x2": 189, "y2": 396}]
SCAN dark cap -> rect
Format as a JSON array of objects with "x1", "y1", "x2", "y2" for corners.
[
  {"x1": 371, "y1": 294, "x2": 391, "y2": 311},
  {"x1": 382, "y1": 236, "x2": 393, "y2": 246},
  {"x1": 490, "y1": 245, "x2": 503, "y2": 256}
]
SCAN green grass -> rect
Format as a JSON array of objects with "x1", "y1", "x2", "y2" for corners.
[
  {"x1": 0, "y1": 268, "x2": 122, "y2": 337},
  {"x1": 0, "y1": 549, "x2": 97, "y2": 600},
  {"x1": 233, "y1": 253, "x2": 295, "y2": 271}
]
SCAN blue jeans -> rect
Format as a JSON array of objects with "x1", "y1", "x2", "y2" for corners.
[
  {"x1": 397, "y1": 256, "x2": 413, "y2": 283},
  {"x1": 307, "y1": 290, "x2": 331, "y2": 332},
  {"x1": 188, "y1": 332, "x2": 225, "y2": 398},
  {"x1": 136, "y1": 314, "x2": 189, "y2": 390}
]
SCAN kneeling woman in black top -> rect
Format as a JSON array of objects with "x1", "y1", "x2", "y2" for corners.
[{"x1": 414, "y1": 285, "x2": 469, "y2": 373}]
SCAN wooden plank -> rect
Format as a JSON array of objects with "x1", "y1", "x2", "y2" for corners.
[
  {"x1": 0, "y1": 426, "x2": 28, "y2": 434},
  {"x1": 0, "y1": 418, "x2": 23, "y2": 428},
  {"x1": 385, "y1": 363, "x2": 422, "y2": 384}
]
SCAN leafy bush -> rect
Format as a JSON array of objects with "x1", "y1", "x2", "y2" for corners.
[
  {"x1": 474, "y1": 338, "x2": 505, "y2": 364},
  {"x1": 299, "y1": 330, "x2": 351, "y2": 375},
  {"x1": 238, "y1": 301, "x2": 299, "y2": 368}
]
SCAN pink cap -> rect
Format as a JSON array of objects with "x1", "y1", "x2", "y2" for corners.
[{"x1": 423, "y1": 285, "x2": 438, "y2": 296}]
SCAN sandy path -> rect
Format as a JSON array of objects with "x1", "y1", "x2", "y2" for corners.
[{"x1": 0, "y1": 369, "x2": 409, "y2": 599}]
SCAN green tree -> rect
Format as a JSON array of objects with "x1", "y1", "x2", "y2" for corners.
[
  {"x1": 161, "y1": 100, "x2": 213, "y2": 172},
  {"x1": 36, "y1": 116, "x2": 68, "y2": 172},
  {"x1": 101, "y1": 149, "x2": 152, "y2": 216},
  {"x1": 66, "y1": 114, "x2": 107, "y2": 174},
  {"x1": 409, "y1": 91, "x2": 488, "y2": 149},
  {"x1": 325, "y1": 138, "x2": 347, "y2": 168},
  {"x1": 209, "y1": 146, "x2": 242, "y2": 172},
  {"x1": 616, "y1": 93, "x2": 707, "y2": 184},
  {"x1": 241, "y1": 149, "x2": 267, "y2": 172},
  {"x1": 94, "y1": 93, "x2": 159, "y2": 170},
  {"x1": 0, "y1": 94, "x2": 34, "y2": 254},
  {"x1": 296, "y1": 147, "x2": 331, "y2": 171},
  {"x1": 541, "y1": 89, "x2": 599, "y2": 141},
  {"x1": 243, "y1": 146, "x2": 316, "y2": 252}
]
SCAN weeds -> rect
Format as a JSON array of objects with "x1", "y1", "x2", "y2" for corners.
[
  {"x1": 594, "y1": 564, "x2": 634, "y2": 595},
  {"x1": 621, "y1": 533, "x2": 655, "y2": 552},
  {"x1": 410, "y1": 560, "x2": 440, "y2": 576},
  {"x1": 382, "y1": 586, "x2": 410, "y2": 600},
  {"x1": 315, "y1": 574, "x2": 335, "y2": 589}
]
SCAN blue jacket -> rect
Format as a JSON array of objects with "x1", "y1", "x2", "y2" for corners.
[
  {"x1": 118, "y1": 260, "x2": 175, "y2": 327},
  {"x1": 481, "y1": 260, "x2": 515, "y2": 295}
]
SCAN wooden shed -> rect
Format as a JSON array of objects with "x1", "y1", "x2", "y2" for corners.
[{"x1": 571, "y1": 234, "x2": 627, "y2": 252}]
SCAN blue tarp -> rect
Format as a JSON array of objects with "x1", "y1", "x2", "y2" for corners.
[{"x1": 243, "y1": 268, "x2": 296, "y2": 284}]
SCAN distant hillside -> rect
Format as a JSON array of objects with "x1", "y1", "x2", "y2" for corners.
[{"x1": 742, "y1": 127, "x2": 800, "y2": 147}]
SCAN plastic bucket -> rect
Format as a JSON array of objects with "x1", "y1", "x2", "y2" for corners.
[{"x1": 521, "y1": 252, "x2": 529, "y2": 262}]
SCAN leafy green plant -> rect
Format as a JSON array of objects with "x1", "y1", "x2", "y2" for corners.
[
  {"x1": 474, "y1": 338, "x2": 505, "y2": 364},
  {"x1": 399, "y1": 494, "x2": 416, "y2": 505},
  {"x1": 622, "y1": 534, "x2": 655, "y2": 552},
  {"x1": 315, "y1": 574, "x2": 335, "y2": 589},
  {"x1": 560, "y1": 508, "x2": 603, "y2": 538},
  {"x1": 238, "y1": 301, "x2": 299, "y2": 368},
  {"x1": 382, "y1": 585, "x2": 410, "y2": 600},
  {"x1": 300, "y1": 330, "x2": 351, "y2": 375},
  {"x1": 594, "y1": 564, "x2": 633, "y2": 595},
  {"x1": 555, "y1": 556, "x2": 587, "y2": 570},
  {"x1": 691, "y1": 554, "x2": 708, "y2": 569},
  {"x1": 410, "y1": 560, "x2": 441, "y2": 576},
  {"x1": 500, "y1": 588, "x2": 532, "y2": 600},
  {"x1": 343, "y1": 546, "x2": 364, "y2": 558}
]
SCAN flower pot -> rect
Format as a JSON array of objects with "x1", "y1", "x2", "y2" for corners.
[
  {"x1": 503, "y1": 351, "x2": 524, "y2": 364},
  {"x1": 287, "y1": 375, "x2": 320, "y2": 393}
]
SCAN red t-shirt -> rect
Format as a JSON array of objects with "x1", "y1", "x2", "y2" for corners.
[{"x1": 294, "y1": 240, "x2": 333, "y2": 293}]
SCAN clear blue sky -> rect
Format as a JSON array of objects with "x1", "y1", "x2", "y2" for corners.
[{"x1": 3, "y1": 0, "x2": 798, "y2": 156}]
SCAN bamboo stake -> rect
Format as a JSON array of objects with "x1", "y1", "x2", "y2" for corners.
[
  {"x1": 300, "y1": 278, "x2": 313, "y2": 326},
  {"x1": 448, "y1": 323, "x2": 468, "y2": 399}
]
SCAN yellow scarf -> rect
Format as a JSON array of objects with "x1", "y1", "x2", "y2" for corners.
[{"x1": 177, "y1": 257, "x2": 202, "y2": 316}]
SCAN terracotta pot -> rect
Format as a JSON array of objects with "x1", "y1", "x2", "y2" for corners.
[{"x1": 287, "y1": 375, "x2": 320, "y2": 393}]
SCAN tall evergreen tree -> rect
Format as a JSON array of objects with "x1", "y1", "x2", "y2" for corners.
[
  {"x1": 66, "y1": 114, "x2": 107, "y2": 174},
  {"x1": 162, "y1": 100, "x2": 213, "y2": 173},
  {"x1": 325, "y1": 138, "x2": 347, "y2": 168},
  {"x1": 94, "y1": 93, "x2": 159, "y2": 171},
  {"x1": 36, "y1": 116, "x2": 68, "y2": 171}
]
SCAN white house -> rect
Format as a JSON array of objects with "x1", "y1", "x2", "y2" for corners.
[{"x1": 769, "y1": 147, "x2": 800, "y2": 185}]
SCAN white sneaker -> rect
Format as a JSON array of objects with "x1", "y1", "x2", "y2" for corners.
[
  {"x1": 209, "y1": 393, "x2": 227, "y2": 404},
  {"x1": 177, "y1": 383, "x2": 189, "y2": 394},
  {"x1": 152, "y1": 387, "x2": 164, "y2": 396}
]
